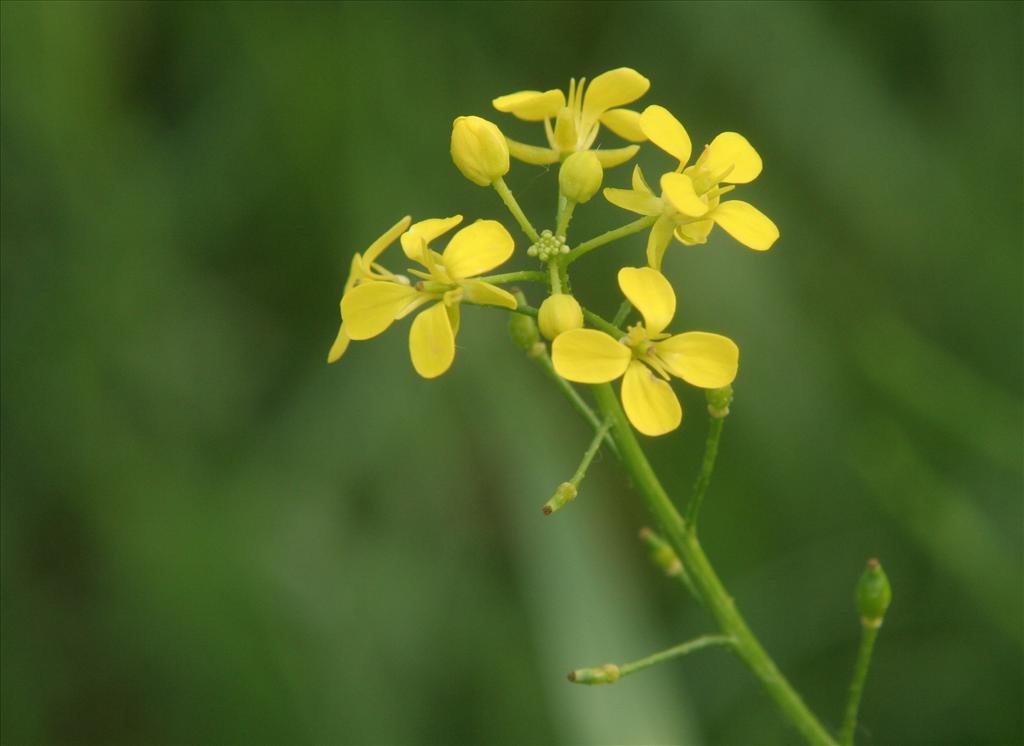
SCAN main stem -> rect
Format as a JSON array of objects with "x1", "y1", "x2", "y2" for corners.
[{"x1": 590, "y1": 383, "x2": 837, "y2": 746}]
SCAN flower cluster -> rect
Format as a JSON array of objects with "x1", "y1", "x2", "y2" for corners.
[{"x1": 329, "y1": 67, "x2": 779, "y2": 436}]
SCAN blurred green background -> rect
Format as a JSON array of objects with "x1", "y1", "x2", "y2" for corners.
[{"x1": 2, "y1": 2, "x2": 1021, "y2": 744}]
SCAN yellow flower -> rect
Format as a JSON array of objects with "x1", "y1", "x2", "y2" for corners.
[
  {"x1": 604, "y1": 105, "x2": 780, "y2": 270},
  {"x1": 450, "y1": 116, "x2": 510, "y2": 187},
  {"x1": 551, "y1": 267, "x2": 738, "y2": 436},
  {"x1": 340, "y1": 216, "x2": 517, "y2": 378},
  {"x1": 327, "y1": 215, "x2": 412, "y2": 363},
  {"x1": 492, "y1": 67, "x2": 649, "y2": 168}
]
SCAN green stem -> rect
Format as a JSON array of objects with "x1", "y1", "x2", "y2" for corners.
[
  {"x1": 589, "y1": 383, "x2": 837, "y2": 746},
  {"x1": 612, "y1": 299, "x2": 633, "y2": 328},
  {"x1": 839, "y1": 625, "x2": 880, "y2": 745},
  {"x1": 530, "y1": 349, "x2": 618, "y2": 457},
  {"x1": 477, "y1": 270, "x2": 547, "y2": 285},
  {"x1": 686, "y1": 416, "x2": 724, "y2": 530},
  {"x1": 581, "y1": 308, "x2": 624, "y2": 338},
  {"x1": 493, "y1": 177, "x2": 539, "y2": 243},
  {"x1": 555, "y1": 194, "x2": 577, "y2": 237},
  {"x1": 564, "y1": 214, "x2": 658, "y2": 265},
  {"x1": 569, "y1": 419, "x2": 611, "y2": 487},
  {"x1": 548, "y1": 260, "x2": 562, "y2": 294},
  {"x1": 619, "y1": 635, "x2": 735, "y2": 678}
]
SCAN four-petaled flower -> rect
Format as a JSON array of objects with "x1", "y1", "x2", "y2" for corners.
[
  {"x1": 552, "y1": 267, "x2": 738, "y2": 436},
  {"x1": 492, "y1": 67, "x2": 650, "y2": 169},
  {"x1": 340, "y1": 217, "x2": 517, "y2": 379},
  {"x1": 604, "y1": 105, "x2": 779, "y2": 270}
]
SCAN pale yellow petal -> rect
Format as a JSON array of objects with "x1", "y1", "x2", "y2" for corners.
[
  {"x1": 640, "y1": 105, "x2": 692, "y2": 164},
  {"x1": 341, "y1": 282, "x2": 420, "y2": 340},
  {"x1": 327, "y1": 323, "x2": 350, "y2": 363},
  {"x1": 711, "y1": 200, "x2": 779, "y2": 251},
  {"x1": 646, "y1": 215, "x2": 676, "y2": 271},
  {"x1": 361, "y1": 215, "x2": 412, "y2": 267},
  {"x1": 441, "y1": 220, "x2": 514, "y2": 279},
  {"x1": 506, "y1": 137, "x2": 561, "y2": 165},
  {"x1": 461, "y1": 280, "x2": 517, "y2": 309},
  {"x1": 599, "y1": 108, "x2": 646, "y2": 142},
  {"x1": 603, "y1": 187, "x2": 662, "y2": 216},
  {"x1": 621, "y1": 361, "x2": 682, "y2": 436},
  {"x1": 582, "y1": 68, "x2": 650, "y2": 121},
  {"x1": 674, "y1": 219, "x2": 714, "y2": 246},
  {"x1": 492, "y1": 89, "x2": 565, "y2": 121},
  {"x1": 617, "y1": 266, "x2": 676, "y2": 336},
  {"x1": 401, "y1": 215, "x2": 463, "y2": 261},
  {"x1": 551, "y1": 329, "x2": 631, "y2": 383},
  {"x1": 593, "y1": 145, "x2": 640, "y2": 168},
  {"x1": 702, "y1": 132, "x2": 762, "y2": 184},
  {"x1": 655, "y1": 332, "x2": 739, "y2": 388},
  {"x1": 661, "y1": 172, "x2": 708, "y2": 217},
  {"x1": 409, "y1": 302, "x2": 455, "y2": 379},
  {"x1": 631, "y1": 164, "x2": 654, "y2": 195}
]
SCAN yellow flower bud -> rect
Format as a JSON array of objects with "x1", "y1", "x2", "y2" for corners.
[
  {"x1": 538, "y1": 293, "x2": 584, "y2": 341},
  {"x1": 558, "y1": 151, "x2": 603, "y2": 204},
  {"x1": 450, "y1": 116, "x2": 510, "y2": 186}
]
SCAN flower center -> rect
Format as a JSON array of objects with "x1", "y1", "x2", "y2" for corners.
[{"x1": 622, "y1": 324, "x2": 671, "y2": 379}]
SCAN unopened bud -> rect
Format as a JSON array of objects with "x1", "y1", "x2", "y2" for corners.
[
  {"x1": 856, "y1": 558, "x2": 892, "y2": 628},
  {"x1": 508, "y1": 310, "x2": 540, "y2": 352},
  {"x1": 638, "y1": 527, "x2": 683, "y2": 577},
  {"x1": 538, "y1": 293, "x2": 584, "y2": 341},
  {"x1": 451, "y1": 116, "x2": 509, "y2": 186},
  {"x1": 558, "y1": 151, "x2": 603, "y2": 204},
  {"x1": 542, "y1": 482, "x2": 577, "y2": 516},
  {"x1": 568, "y1": 663, "x2": 620, "y2": 685},
  {"x1": 706, "y1": 385, "x2": 734, "y2": 418}
]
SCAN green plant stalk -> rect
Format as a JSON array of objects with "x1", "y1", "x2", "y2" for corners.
[
  {"x1": 619, "y1": 634, "x2": 735, "y2": 678},
  {"x1": 686, "y1": 416, "x2": 724, "y2": 530},
  {"x1": 493, "y1": 177, "x2": 540, "y2": 243},
  {"x1": 590, "y1": 383, "x2": 837, "y2": 746},
  {"x1": 478, "y1": 270, "x2": 547, "y2": 285},
  {"x1": 564, "y1": 214, "x2": 658, "y2": 265},
  {"x1": 531, "y1": 350, "x2": 618, "y2": 457},
  {"x1": 555, "y1": 193, "x2": 576, "y2": 237},
  {"x1": 838, "y1": 625, "x2": 879, "y2": 745}
]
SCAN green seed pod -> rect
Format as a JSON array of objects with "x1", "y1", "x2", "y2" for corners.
[
  {"x1": 558, "y1": 151, "x2": 604, "y2": 204},
  {"x1": 856, "y1": 558, "x2": 892, "y2": 628}
]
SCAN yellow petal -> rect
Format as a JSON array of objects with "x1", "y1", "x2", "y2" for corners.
[
  {"x1": 702, "y1": 132, "x2": 762, "y2": 184},
  {"x1": 594, "y1": 145, "x2": 640, "y2": 168},
  {"x1": 631, "y1": 164, "x2": 654, "y2": 195},
  {"x1": 603, "y1": 187, "x2": 662, "y2": 216},
  {"x1": 582, "y1": 68, "x2": 650, "y2": 121},
  {"x1": 551, "y1": 329, "x2": 631, "y2": 383},
  {"x1": 409, "y1": 302, "x2": 455, "y2": 379},
  {"x1": 646, "y1": 215, "x2": 676, "y2": 271},
  {"x1": 401, "y1": 215, "x2": 463, "y2": 261},
  {"x1": 711, "y1": 200, "x2": 779, "y2": 251},
  {"x1": 674, "y1": 219, "x2": 714, "y2": 246},
  {"x1": 327, "y1": 323, "x2": 350, "y2": 363},
  {"x1": 655, "y1": 332, "x2": 738, "y2": 388},
  {"x1": 599, "y1": 108, "x2": 646, "y2": 142},
  {"x1": 341, "y1": 282, "x2": 420, "y2": 340},
  {"x1": 661, "y1": 172, "x2": 707, "y2": 217},
  {"x1": 442, "y1": 220, "x2": 514, "y2": 279},
  {"x1": 621, "y1": 361, "x2": 682, "y2": 436},
  {"x1": 492, "y1": 89, "x2": 565, "y2": 121},
  {"x1": 506, "y1": 137, "x2": 561, "y2": 165},
  {"x1": 640, "y1": 105, "x2": 692, "y2": 164},
  {"x1": 617, "y1": 267, "x2": 676, "y2": 336},
  {"x1": 461, "y1": 280, "x2": 517, "y2": 309},
  {"x1": 362, "y1": 216, "x2": 412, "y2": 266}
]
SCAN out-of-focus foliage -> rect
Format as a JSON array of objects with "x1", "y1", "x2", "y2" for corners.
[{"x1": 1, "y1": 2, "x2": 1020, "y2": 744}]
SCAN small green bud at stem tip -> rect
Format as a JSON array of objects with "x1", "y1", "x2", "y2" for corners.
[
  {"x1": 567, "y1": 663, "x2": 620, "y2": 685},
  {"x1": 856, "y1": 558, "x2": 892, "y2": 627},
  {"x1": 706, "y1": 385, "x2": 734, "y2": 418},
  {"x1": 542, "y1": 482, "x2": 577, "y2": 516}
]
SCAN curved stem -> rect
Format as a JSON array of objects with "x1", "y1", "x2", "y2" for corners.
[
  {"x1": 493, "y1": 177, "x2": 540, "y2": 243},
  {"x1": 580, "y1": 308, "x2": 624, "y2": 338},
  {"x1": 619, "y1": 634, "x2": 735, "y2": 678},
  {"x1": 477, "y1": 270, "x2": 547, "y2": 285},
  {"x1": 564, "y1": 214, "x2": 658, "y2": 265},
  {"x1": 839, "y1": 625, "x2": 879, "y2": 745},
  {"x1": 686, "y1": 416, "x2": 724, "y2": 530},
  {"x1": 589, "y1": 383, "x2": 837, "y2": 746}
]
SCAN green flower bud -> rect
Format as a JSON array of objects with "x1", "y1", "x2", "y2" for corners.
[
  {"x1": 538, "y1": 293, "x2": 584, "y2": 341},
  {"x1": 508, "y1": 309, "x2": 540, "y2": 353},
  {"x1": 542, "y1": 482, "x2": 577, "y2": 516},
  {"x1": 450, "y1": 116, "x2": 510, "y2": 187},
  {"x1": 568, "y1": 663, "x2": 620, "y2": 685},
  {"x1": 856, "y1": 558, "x2": 892, "y2": 628},
  {"x1": 558, "y1": 151, "x2": 603, "y2": 204}
]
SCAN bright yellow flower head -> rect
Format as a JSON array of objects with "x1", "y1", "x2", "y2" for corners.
[
  {"x1": 604, "y1": 105, "x2": 780, "y2": 270},
  {"x1": 551, "y1": 267, "x2": 738, "y2": 436},
  {"x1": 340, "y1": 216, "x2": 517, "y2": 378},
  {"x1": 327, "y1": 215, "x2": 413, "y2": 364},
  {"x1": 492, "y1": 67, "x2": 650, "y2": 168}
]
